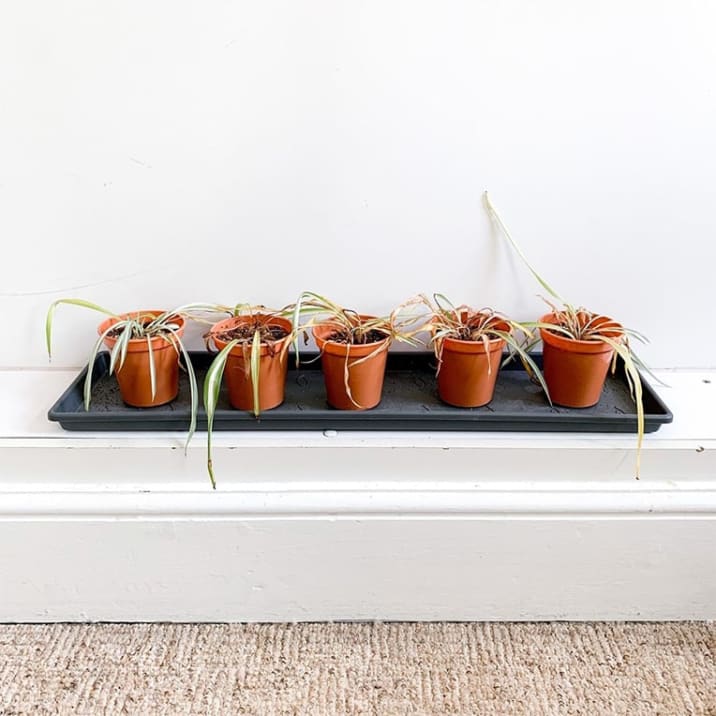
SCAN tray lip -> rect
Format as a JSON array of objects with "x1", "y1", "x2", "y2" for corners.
[{"x1": 47, "y1": 350, "x2": 674, "y2": 432}]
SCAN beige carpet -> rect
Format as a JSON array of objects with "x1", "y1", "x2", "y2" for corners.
[{"x1": 0, "y1": 623, "x2": 714, "y2": 715}]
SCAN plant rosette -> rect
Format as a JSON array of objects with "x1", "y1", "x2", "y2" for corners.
[
  {"x1": 538, "y1": 311, "x2": 624, "y2": 409},
  {"x1": 292, "y1": 292, "x2": 423, "y2": 412},
  {"x1": 47, "y1": 299, "x2": 200, "y2": 457},
  {"x1": 312, "y1": 317, "x2": 391, "y2": 410},
  {"x1": 206, "y1": 314, "x2": 293, "y2": 412},
  {"x1": 482, "y1": 191, "x2": 656, "y2": 477},
  {"x1": 96, "y1": 310, "x2": 186, "y2": 408},
  {"x1": 425, "y1": 295, "x2": 549, "y2": 409},
  {"x1": 434, "y1": 313, "x2": 511, "y2": 408}
]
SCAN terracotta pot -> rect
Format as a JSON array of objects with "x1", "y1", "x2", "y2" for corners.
[
  {"x1": 98, "y1": 310, "x2": 185, "y2": 408},
  {"x1": 436, "y1": 319, "x2": 510, "y2": 408},
  {"x1": 208, "y1": 315, "x2": 293, "y2": 412},
  {"x1": 539, "y1": 313, "x2": 623, "y2": 408},
  {"x1": 312, "y1": 317, "x2": 390, "y2": 410}
]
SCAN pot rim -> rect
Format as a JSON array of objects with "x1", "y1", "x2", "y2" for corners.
[
  {"x1": 209, "y1": 314, "x2": 292, "y2": 341},
  {"x1": 98, "y1": 310, "x2": 185, "y2": 350},
  {"x1": 312, "y1": 315, "x2": 391, "y2": 357},
  {"x1": 209, "y1": 314, "x2": 293, "y2": 360},
  {"x1": 435, "y1": 316, "x2": 512, "y2": 348}
]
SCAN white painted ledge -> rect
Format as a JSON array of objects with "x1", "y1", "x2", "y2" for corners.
[
  {"x1": 2, "y1": 484, "x2": 716, "y2": 520},
  {"x1": 0, "y1": 367, "x2": 714, "y2": 621}
]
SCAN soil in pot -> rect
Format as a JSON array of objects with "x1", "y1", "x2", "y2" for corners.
[
  {"x1": 209, "y1": 315, "x2": 292, "y2": 412},
  {"x1": 98, "y1": 311, "x2": 185, "y2": 408},
  {"x1": 539, "y1": 312, "x2": 623, "y2": 408},
  {"x1": 312, "y1": 319, "x2": 391, "y2": 410},
  {"x1": 436, "y1": 319, "x2": 510, "y2": 408}
]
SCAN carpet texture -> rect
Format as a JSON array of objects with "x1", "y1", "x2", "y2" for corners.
[{"x1": 0, "y1": 623, "x2": 714, "y2": 715}]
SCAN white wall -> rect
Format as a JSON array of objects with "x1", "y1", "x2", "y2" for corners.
[{"x1": 1, "y1": 0, "x2": 714, "y2": 368}]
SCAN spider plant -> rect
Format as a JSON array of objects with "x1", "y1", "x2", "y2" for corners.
[
  {"x1": 422, "y1": 292, "x2": 551, "y2": 400},
  {"x1": 292, "y1": 292, "x2": 425, "y2": 352},
  {"x1": 46, "y1": 299, "x2": 203, "y2": 451},
  {"x1": 203, "y1": 303, "x2": 295, "y2": 489},
  {"x1": 482, "y1": 191, "x2": 657, "y2": 476},
  {"x1": 291, "y1": 291, "x2": 425, "y2": 408}
]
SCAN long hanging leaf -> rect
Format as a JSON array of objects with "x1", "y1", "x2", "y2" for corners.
[
  {"x1": 629, "y1": 349, "x2": 668, "y2": 388},
  {"x1": 340, "y1": 338, "x2": 392, "y2": 408},
  {"x1": 433, "y1": 337, "x2": 446, "y2": 376},
  {"x1": 45, "y1": 298, "x2": 116, "y2": 360},
  {"x1": 492, "y1": 328, "x2": 552, "y2": 404},
  {"x1": 343, "y1": 337, "x2": 390, "y2": 371},
  {"x1": 203, "y1": 339, "x2": 240, "y2": 489},
  {"x1": 292, "y1": 293, "x2": 308, "y2": 366},
  {"x1": 147, "y1": 335, "x2": 156, "y2": 400},
  {"x1": 342, "y1": 347, "x2": 361, "y2": 409},
  {"x1": 483, "y1": 192, "x2": 565, "y2": 303},
  {"x1": 599, "y1": 335, "x2": 644, "y2": 478},
  {"x1": 250, "y1": 329, "x2": 261, "y2": 417},
  {"x1": 164, "y1": 326, "x2": 198, "y2": 456},
  {"x1": 481, "y1": 334, "x2": 492, "y2": 376}
]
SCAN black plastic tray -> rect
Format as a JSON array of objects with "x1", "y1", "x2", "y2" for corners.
[{"x1": 47, "y1": 351, "x2": 673, "y2": 433}]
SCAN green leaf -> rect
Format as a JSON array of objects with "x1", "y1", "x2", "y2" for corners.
[
  {"x1": 45, "y1": 298, "x2": 116, "y2": 361},
  {"x1": 292, "y1": 293, "x2": 307, "y2": 366},
  {"x1": 83, "y1": 325, "x2": 116, "y2": 411},
  {"x1": 250, "y1": 329, "x2": 261, "y2": 417},
  {"x1": 483, "y1": 192, "x2": 564, "y2": 303},
  {"x1": 163, "y1": 326, "x2": 198, "y2": 457},
  {"x1": 203, "y1": 339, "x2": 240, "y2": 490},
  {"x1": 108, "y1": 325, "x2": 128, "y2": 376},
  {"x1": 147, "y1": 335, "x2": 156, "y2": 400},
  {"x1": 480, "y1": 333, "x2": 492, "y2": 376},
  {"x1": 433, "y1": 293, "x2": 458, "y2": 322},
  {"x1": 483, "y1": 327, "x2": 552, "y2": 404},
  {"x1": 599, "y1": 336, "x2": 644, "y2": 478}
]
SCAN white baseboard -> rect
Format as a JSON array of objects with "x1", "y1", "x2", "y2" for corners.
[
  {"x1": 2, "y1": 515, "x2": 714, "y2": 623},
  {"x1": 1, "y1": 368, "x2": 714, "y2": 622}
]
